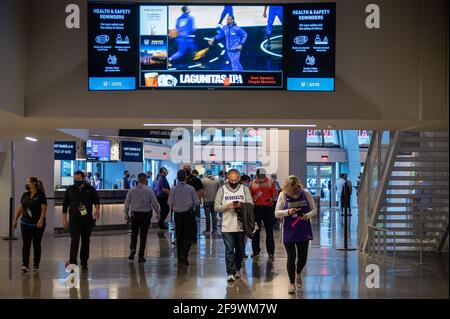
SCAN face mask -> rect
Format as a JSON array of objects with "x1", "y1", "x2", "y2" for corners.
[
  {"x1": 74, "y1": 180, "x2": 84, "y2": 187},
  {"x1": 25, "y1": 185, "x2": 31, "y2": 191},
  {"x1": 228, "y1": 182, "x2": 239, "y2": 189}
]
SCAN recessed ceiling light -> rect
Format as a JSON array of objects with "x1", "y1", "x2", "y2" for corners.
[{"x1": 25, "y1": 137, "x2": 38, "y2": 142}]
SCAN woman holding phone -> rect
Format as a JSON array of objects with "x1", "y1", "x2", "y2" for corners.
[
  {"x1": 13, "y1": 177, "x2": 48, "y2": 273},
  {"x1": 275, "y1": 175, "x2": 317, "y2": 294}
]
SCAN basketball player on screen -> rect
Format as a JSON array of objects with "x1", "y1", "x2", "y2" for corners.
[
  {"x1": 209, "y1": 15, "x2": 247, "y2": 71},
  {"x1": 168, "y1": 6, "x2": 197, "y2": 67},
  {"x1": 263, "y1": 5, "x2": 283, "y2": 49},
  {"x1": 217, "y1": 5, "x2": 233, "y2": 27}
]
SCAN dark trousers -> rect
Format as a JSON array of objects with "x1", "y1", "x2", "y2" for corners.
[
  {"x1": 158, "y1": 197, "x2": 170, "y2": 228},
  {"x1": 252, "y1": 205, "x2": 275, "y2": 255},
  {"x1": 130, "y1": 212, "x2": 152, "y2": 257},
  {"x1": 69, "y1": 221, "x2": 93, "y2": 266},
  {"x1": 21, "y1": 223, "x2": 45, "y2": 268},
  {"x1": 222, "y1": 232, "x2": 245, "y2": 275},
  {"x1": 204, "y1": 202, "x2": 217, "y2": 232},
  {"x1": 192, "y1": 205, "x2": 200, "y2": 242},
  {"x1": 174, "y1": 212, "x2": 193, "y2": 262},
  {"x1": 284, "y1": 241, "x2": 309, "y2": 284}
]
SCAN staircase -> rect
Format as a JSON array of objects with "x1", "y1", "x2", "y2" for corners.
[{"x1": 360, "y1": 131, "x2": 449, "y2": 254}]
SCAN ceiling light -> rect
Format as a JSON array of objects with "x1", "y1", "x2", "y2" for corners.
[{"x1": 25, "y1": 137, "x2": 38, "y2": 142}]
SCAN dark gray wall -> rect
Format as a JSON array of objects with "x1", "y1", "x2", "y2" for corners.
[
  {"x1": 0, "y1": 0, "x2": 26, "y2": 115},
  {"x1": 12, "y1": 0, "x2": 449, "y2": 122}
]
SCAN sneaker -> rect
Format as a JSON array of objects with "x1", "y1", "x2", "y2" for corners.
[
  {"x1": 32, "y1": 265, "x2": 39, "y2": 273},
  {"x1": 21, "y1": 266, "x2": 30, "y2": 273},
  {"x1": 251, "y1": 253, "x2": 259, "y2": 259},
  {"x1": 138, "y1": 257, "x2": 146, "y2": 263},
  {"x1": 288, "y1": 284, "x2": 296, "y2": 294},
  {"x1": 227, "y1": 274, "x2": 236, "y2": 282},
  {"x1": 81, "y1": 265, "x2": 88, "y2": 272},
  {"x1": 128, "y1": 250, "x2": 136, "y2": 261},
  {"x1": 296, "y1": 274, "x2": 303, "y2": 288},
  {"x1": 235, "y1": 270, "x2": 243, "y2": 279},
  {"x1": 243, "y1": 254, "x2": 248, "y2": 259}
]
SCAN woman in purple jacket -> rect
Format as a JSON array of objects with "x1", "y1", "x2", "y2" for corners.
[{"x1": 275, "y1": 175, "x2": 317, "y2": 294}]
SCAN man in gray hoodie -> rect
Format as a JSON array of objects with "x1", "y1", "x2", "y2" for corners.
[{"x1": 201, "y1": 170, "x2": 220, "y2": 234}]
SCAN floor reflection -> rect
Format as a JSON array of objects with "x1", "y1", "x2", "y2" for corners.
[{"x1": 0, "y1": 208, "x2": 447, "y2": 299}]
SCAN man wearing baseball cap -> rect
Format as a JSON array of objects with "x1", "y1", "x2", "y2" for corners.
[{"x1": 249, "y1": 168, "x2": 278, "y2": 259}]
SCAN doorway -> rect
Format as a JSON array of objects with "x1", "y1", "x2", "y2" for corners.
[{"x1": 306, "y1": 163, "x2": 336, "y2": 207}]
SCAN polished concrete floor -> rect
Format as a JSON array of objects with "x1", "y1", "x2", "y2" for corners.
[{"x1": 0, "y1": 209, "x2": 448, "y2": 299}]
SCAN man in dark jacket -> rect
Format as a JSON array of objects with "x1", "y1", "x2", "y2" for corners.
[
  {"x1": 63, "y1": 171, "x2": 100, "y2": 272},
  {"x1": 341, "y1": 173, "x2": 353, "y2": 217}
]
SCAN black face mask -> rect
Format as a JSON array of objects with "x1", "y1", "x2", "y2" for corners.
[
  {"x1": 74, "y1": 180, "x2": 84, "y2": 187},
  {"x1": 228, "y1": 182, "x2": 239, "y2": 189},
  {"x1": 25, "y1": 185, "x2": 31, "y2": 192}
]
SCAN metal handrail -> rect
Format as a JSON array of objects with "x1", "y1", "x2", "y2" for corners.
[
  {"x1": 367, "y1": 224, "x2": 396, "y2": 265},
  {"x1": 362, "y1": 131, "x2": 402, "y2": 252}
]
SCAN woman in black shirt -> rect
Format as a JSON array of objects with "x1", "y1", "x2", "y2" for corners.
[{"x1": 13, "y1": 177, "x2": 47, "y2": 273}]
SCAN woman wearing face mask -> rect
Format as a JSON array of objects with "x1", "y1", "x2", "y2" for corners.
[
  {"x1": 275, "y1": 175, "x2": 317, "y2": 294},
  {"x1": 13, "y1": 177, "x2": 47, "y2": 273}
]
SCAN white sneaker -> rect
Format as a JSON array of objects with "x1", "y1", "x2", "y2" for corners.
[
  {"x1": 296, "y1": 274, "x2": 303, "y2": 288},
  {"x1": 21, "y1": 266, "x2": 30, "y2": 273},
  {"x1": 227, "y1": 274, "x2": 236, "y2": 282},
  {"x1": 288, "y1": 284, "x2": 296, "y2": 294},
  {"x1": 235, "y1": 270, "x2": 242, "y2": 279}
]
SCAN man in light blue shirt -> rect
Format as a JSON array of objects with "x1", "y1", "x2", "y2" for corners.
[
  {"x1": 124, "y1": 173, "x2": 161, "y2": 263},
  {"x1": 168, "y1": 169, "x2": 199, "y2": 266}
]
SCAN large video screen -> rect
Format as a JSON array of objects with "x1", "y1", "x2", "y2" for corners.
[
  {"x1": 88, "y1": 2, "x2": 335, "y2": 91},
  {"x1": 139, "y1": 5, "x2": 283, "y2": 89}
]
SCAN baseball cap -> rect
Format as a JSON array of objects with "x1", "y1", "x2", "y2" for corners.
[
  {"x1": 256, "y1": 167, "x2": 267, "y2": 175},
  {"x1": 205, "y1": 169, "x2": 213, "y2": 176}
]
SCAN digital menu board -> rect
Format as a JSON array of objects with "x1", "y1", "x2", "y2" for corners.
[
  {"x1": 284, "y1": 3, "x2": 336, "y2": 91},
  {"x1": 121, "y1": 141, "x2": 143, "y2": 162},
  {"x1": 54, "y1": 141, "x2": 77, "y2": 160},
  {"x1": 86, "y1": 140, "x2": 111, "y2": 161}
]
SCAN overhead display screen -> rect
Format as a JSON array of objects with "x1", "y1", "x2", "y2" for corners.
[
  {"x1": 86, "y1": 140, "x2": 111, "y2": 161},
  {"x1": 54, "y1": 141, "x2": 77, "y2": 161},
  {"x1": 88, "y1": 2, "x2": 138, "y2": 90},
  {"x1": 88, "y1": 2, "x2": 335, "y2": 91},
  {"x1": 121, "y1": 141, "x2": 143, "y2": 162},
  {"x1": 284, "y1": 3, "x2": 336, "y2": 91}
]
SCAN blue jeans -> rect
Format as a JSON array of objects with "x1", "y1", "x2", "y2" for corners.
[{"x1": 222, "y1": 232, "x2": 245, "y2": 275}]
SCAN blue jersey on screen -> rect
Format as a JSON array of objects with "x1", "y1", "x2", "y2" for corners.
[
  {"x1": 215, "y1": 23, "x2": 247, "y2": 71},
  {"x1": 176, "y1": 12, "x2": 195, "y2": 37},
  {"x1": 215, "y1": 23, "x2": 247, "y2": 52}
]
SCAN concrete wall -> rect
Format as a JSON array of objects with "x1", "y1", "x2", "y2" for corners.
[
  {"x1": 19, "y1": 0, "x2": 448, "y2": 123},
  {"x1": 0, "y1": 0, "x2": 26, "y2": 116},
  {"x1": 0, "y1": 142, "x2": 12, "y2": 236}
]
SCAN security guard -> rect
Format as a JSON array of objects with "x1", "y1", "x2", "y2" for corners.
[{"x1": 63, "y1": 170, "x2": 100, "y2": 272}]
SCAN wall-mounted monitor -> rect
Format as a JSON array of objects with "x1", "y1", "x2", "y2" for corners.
[
  {"x1": 86, "y1": 139, "x2": 111, "y2": 161},
  {"x1": 121, "y1": 141, "x2": 143, "y2": 162},
  {"x1": 88, "y1": 2, "x2": 335, "y2": 91}
]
